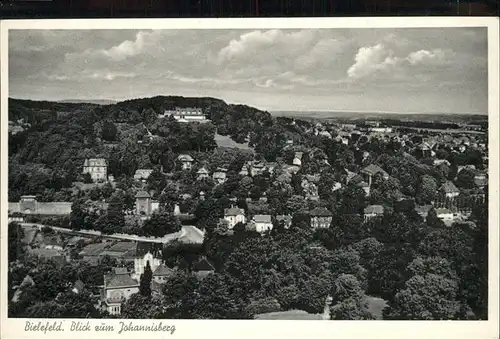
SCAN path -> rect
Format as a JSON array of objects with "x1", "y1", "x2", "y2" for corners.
[{"x1": 19, "y1": 223, "x2": 204, "y2": 244}]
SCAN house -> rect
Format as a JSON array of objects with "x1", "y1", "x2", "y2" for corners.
[
  {"x1": 102, "y1": 268, "x2": 139, "y2": 315},
  {"x1": 361, "y1": 164, "x2": 389, "y2": 186},
  {"x1": 252, "y1": 215, "x2": 273, "y2": 233},
  {"x1": 223, "y1": 207, "x2": 247, "y2": 229},
  {"x1": 99, "y1": 241, "x2": 137, "y2": 262},
  {"x1": 72, "y1": 279, "x2": 85, "y2": 294},
  {"x1": 213, "y1": 167, "x2": 228, "y2": 185},
  {"x1": 133, "y1": 169, "x2": 153, "y2": 181},
  {"x1": 414, "y1": 205, "x2": 433, "y2": 219},
  {"x1": 309, "y1": 207, "x2": 333, "y2": 229},
  {"x1": 239, "y1": 162, "x2": 251, "y2": 176},
  {"x1": 440, "y1": 181, "x2": 460, "y2": 199},
  {"x1": 161, "y1": 107, "x2": 208, "y2": 123},
  {"x1": 83, "y1": 158, "x2": 108, "y2": 182},
  {"x1": 177, "y1": 154, "x2": 194, "y2": 170},
  {"x1": 29, "y1": 248, "x2": 65, "y2": 267},
  {"x1": 356, "y1": 181, "x2": 370, "y2": 197},
  {"x1": 11, "y1": 275, "x2": 35, "y2": 303},
  {"x1": 418, "y1": 142, "x2": 432, "y2": 157},
  {"x1": 364, "y1": 205, "x2": 384, "y2": 220},
  {"x1": 293, "y1": 152, "x2": 303, "y2": 167},
  {"x1": 332, "y1": 182, "x2": 342, "y2": 192},
  {"x1": 80, "y1": 243, "x2": 111, "y2": 266},
  {"x1": 276, "y1": 215, "x2": 292, "y2": 229},
  {"x1": 152, "y1": 264, "x2": 175, "y2": 284},
  {"x1": 196, "y1": 167, "x2": 210, "y2": 180},
  {"x1": 250, "y1": 162, "x2": 266, "y2": 177},
  {"x1": 435, "y1": 208, "x2": 454, "y2": 226},
  {"x1": 193, "y1": 258, "x2": 215, "y2": 279},
  {"x1": 135, "y1": 190, "x2": 152, "y2": 215},
  {"x1": 41, "y1": 234, "x2": 64, "y2": 251},
  {"x1": 474, "y1": 171, "x2": 487, "y2": 188}
]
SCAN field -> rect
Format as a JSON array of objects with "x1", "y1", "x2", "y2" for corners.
[{"x1": 214, "y1": 133, "x2": 254, "y2": 151}]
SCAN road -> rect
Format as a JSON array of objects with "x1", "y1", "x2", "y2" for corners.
[{"x1": 20, "y1": 223, "x2": 204, "y2": 244}]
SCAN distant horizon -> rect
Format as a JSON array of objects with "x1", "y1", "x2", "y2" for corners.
[{"x1": 9, "y1": 95, "x2": 488, "y2": 116}]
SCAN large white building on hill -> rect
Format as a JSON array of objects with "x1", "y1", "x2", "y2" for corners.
[{"x1": 159, "y1": 107, "x2": 209, "y2": 123}]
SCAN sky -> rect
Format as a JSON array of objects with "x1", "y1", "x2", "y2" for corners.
[{"x1": 8, "y1": 28, "x2": 488, "y2": 114}]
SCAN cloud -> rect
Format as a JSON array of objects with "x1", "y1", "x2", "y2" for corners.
[
  {"x1": 216, "y1": 29, "x2": 316, "y2": 64},
  {"x1": 347, "y1": 44, "x2": 399, "y2": 79},
  {"x1": 407, "y1": 49, "x2": 448, "y2": 65}
]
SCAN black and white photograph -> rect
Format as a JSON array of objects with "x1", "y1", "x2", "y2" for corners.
[{"x1": 1, "y1": 18, "x2": 499, "y2": 338}]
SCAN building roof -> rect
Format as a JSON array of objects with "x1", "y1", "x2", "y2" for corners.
[
  {"x1": 361, "y1": 164, "x2": 388, "y2": 177},
  {"x1": 104, "y1": 271, "x2": 139, "y2": 289},
  {"x1": 364, "y1": 205, "x2": 384, "y2": 215},
  {"x1": 193, "y1": 258, "x2": 215, "y2": 272},
  {"x1": 440, "y1": 181, "x2": 460, "y2": 193},
  {"x1": 436, "y1": 208, "x2": 453, "y2": 215},
  {"x1": 135, "y1": 242, "x2": 163, "y2": 257},
  {"x1": 276, "y1": 215, "x2": 292, "y2": 222},
  {"x1": 177, "y1": 154, "x2": 194, "y2": 162},
  {"x1": 104, "y1": 241, "x2": 137, "y2": 254},
  {"x1": 310, "y1": 207, "x2": 333, "y2": 217},
  {"x1": 73, "y1": 279, "x2": 85, "y2": 292},
  {"x1": 84, "y1": 158, "x2": 107, "y2": 167},
  {"x1": 253, "y1": 214, "x2": 272, "y2": 223},
  {"x1": 135, "y1": 190, "x2": 151, "y2": 198},
  {"x1": 197, "y1": 167, "x2": 209, "y2": 174},
  {"x1": 414, "y1": 205, "x2": 433, "y2": 214},
  {"x1": 224, "y1": 207, "x2": 245, "y2": 216},
  {"x1": 356, "y1": 181, "x2": 370, "y2": 188},
  {"x1": 254, "y1": 310, "x2": 324, "y2": 320},
  {"x1": 153, "y1": 264, "x2": 175, "y2": 277},
  {"x1": 80, "y1": 242, "x2": 110, "y2": 256},
  {"x1": 21, "y1": 275, "x2": 35, "y2": 288}
]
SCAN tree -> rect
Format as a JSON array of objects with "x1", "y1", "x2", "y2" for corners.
[
  {"x1": 70, "y1": 200, "x2": 86, "y2": 231},
  {"x1": 139, "y1": 261, "x2": 152, "y2": 297},
  {"x1": 386, "y1": 273, "x2": 460, "y2": 320},
  {"x1": 121, "y1": 293, "x2": 165, "y2": 318},
  {"x1": 142, "y1": 211, "x2": 181, "y2": 238},
  {"x1": 8, "y1": 222, "x2": 25, "y2": 262},
  {"x1": 82, "y1": 172, "x2": 93, "y2": 184},
  {"x1": 456, "y1": 168, "x2": 476, "y2": 189},
  {"x1": 101, "y1": 121, "x2": 117, "y2": 142},
  {"x1": 416, "y1": 175, "x2": 437, "y2": 205},
  {"x1": 330, "y1": 274, "x2": 374, "y2": 320}
]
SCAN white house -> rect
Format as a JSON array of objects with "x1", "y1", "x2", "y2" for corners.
[
  {"x1": 293, "y1": 152, "x2": 303, "y2": 167},
  {"x1": 223, "y1": 207, "x2": 246, "y2": 229},
  {"x1": 160, "y1": 107, "x2": 209, "y2": 123},
  {"x1": 177, "y1": 154, "x2": 194, "y2": 170},
  {"x1": 102, "y1": 268, "x2": 139, "y2": 316},
  {"x1": 83, "y1": 158, "x2": 108, "y2": 182},
  {"x1": 252, "y1": 215, "x2": 273, "y2": 233},
  {"x1": 436, "y1": 208, "x2": 454, "y2": 226}
]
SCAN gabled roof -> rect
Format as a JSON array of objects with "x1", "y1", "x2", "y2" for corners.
[
  {"x1": 73, "y1": 279, "x2": 85, "y2": 291},
  {"x1": 253, "y1": 214, "x2": 272, "y2": 223},
  {"x1": 193, "y1": 258, "x2": 215, "y2": 272},
  {"x1": 356, "y1": 181, "x2": 369, "y2": 188},
  {"x1": 153, "y1": 264, "x2": 175, "y2": 277},
  {"x1": 197, "y1": 167, "x2": 209, "y2": 174},
  {"x1": 361, "y1": 164, "x2": 388, "y2": 177},
  {"x1": 177, "y1": 154, "x2": 194, "y2": 162},
  {"x1": 364, "y1": 205, "x2": 384, "y2": 214},
  {"x1": 224, "y1": 207, "x2": 245, "y2": 216},
  {"x1": 440, "y1": 181, "x2": 460, "y2": 193},
  {"x1": 104, "y1": 271, "x2": 139, "y2": 289},
  {"x1": 415, "y1": 205, "x2": 433, "y2": 214},
  {"x1": 435, "y1": 208, "x2": 453, "y2": 215},
  {"x1": 135, "y1": 190, "x2": 151, "y2": 198},
  {"x1": 310, "y1": 207, "x2": 333, "y2": 217}
]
